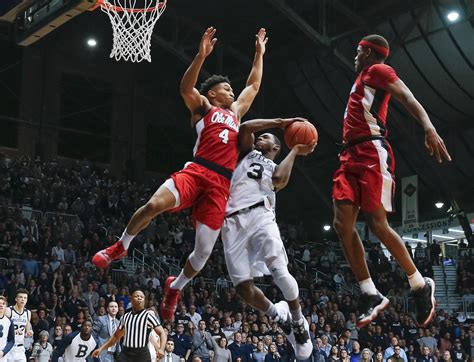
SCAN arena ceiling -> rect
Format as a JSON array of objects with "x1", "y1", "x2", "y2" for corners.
[{"x1": 0, "y1": 0, "x2": 473, "y2": 234}]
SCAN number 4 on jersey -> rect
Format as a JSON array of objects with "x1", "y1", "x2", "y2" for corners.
[{"x1": 219, "y1": 129, "x2": 229, "y2": 144}]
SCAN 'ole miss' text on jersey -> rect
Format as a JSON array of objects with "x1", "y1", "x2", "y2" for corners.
[
  {"x1": 169, "y1": 106, "x2": 240, "y2": 229},
  {"x1": 193, "y1": 106, "x2": 240, "y2": 172},
  {"x1": 333, "y1": 63, "x2": 399, "y2": 212}
]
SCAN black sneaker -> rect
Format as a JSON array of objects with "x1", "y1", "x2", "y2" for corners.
[
  {"x1": 291, "y1": 320, "x2": 310, "y2": 344},
  {"x1": 356, "y1": 292, "x2": 389, "y2": 328},
  {"x1": 411, "y1": 277, "x2": 436, "y2": 326},
  {"x1": 285, "y1": 318, "x2": 313, "y2": 360}
]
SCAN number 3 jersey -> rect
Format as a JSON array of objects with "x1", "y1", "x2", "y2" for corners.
[
  {"x1": 193, "y1": 106, "x2": 240, "y2": 172},
  {"x1": 226, "y1": 149, "x2": 276, "y2": 216}
]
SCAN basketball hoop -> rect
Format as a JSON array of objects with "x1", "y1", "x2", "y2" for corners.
[{"x1": 96, "y1": 0, "x2": 167, "y2": 63}]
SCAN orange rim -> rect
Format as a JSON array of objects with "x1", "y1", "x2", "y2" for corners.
[{"x1": 96, "y1": 0, "x2": 166, "y2": 13}]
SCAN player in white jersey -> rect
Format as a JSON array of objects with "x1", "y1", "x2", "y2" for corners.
[
  {"x1": 4, "y1": 290, "x2": 31, "y2": 362},
  {"x1": 0, "y1": 296, "x2": 15, "y2": 362},
  {"x1": 221, "y1": 118, "x2": 316, "y2": 360},
  {"x1": 51, "y1": 320, "x2": 98, "y2": 362}
]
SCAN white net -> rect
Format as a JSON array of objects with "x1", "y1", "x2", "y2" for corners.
[{"x1": 99, "y1": 0, "x2": 166, "y2": 63}]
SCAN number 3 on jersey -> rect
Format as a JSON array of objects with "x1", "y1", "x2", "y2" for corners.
[
  {"x1": 219, "y1": 129, "x2": 229, "y2": 144},
  {"x1": 247, "y1": 163, "x2": 264, "y2": 180}
]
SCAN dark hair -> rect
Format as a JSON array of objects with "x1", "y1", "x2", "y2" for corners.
[
  {"x1": 271, "y1": 134, "x2": 282, "y2": 158},
  {"x1": 16, "y1": 288, "x2": 29, "y2": 297},
  {"x1": 361, "y1": 34, "x2": 389, "y2": 60},
  {"x1": 199, "y1": 75, "x2": 231, "y2": 95}
]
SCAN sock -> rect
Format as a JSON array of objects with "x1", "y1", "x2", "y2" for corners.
[
  {"x1": 408, "y1": 270, "x2": 425, "y2": 290},
  {"x1": 359, "y1": 278, "x2": 377, "y2": 295},
  {"x1": 170, "y1": 270, "x2": 192, "y2": 290},
  {"x1": 120, "y1": 230, "x2": 136, "y2": 250},
  {"x1": 265, "y1": 303, "x2": 278, "y2": 318},
  {"x1": 290, "y1": 306, "x2": 303, "y2": 323}
]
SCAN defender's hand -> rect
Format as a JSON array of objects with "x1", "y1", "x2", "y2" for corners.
[
  {"x1": 255, "y1": 28, "x2": 268, "y2": 55},
  {"x1": 198, "y1": 27, "x2": 217, "y2": 58}
]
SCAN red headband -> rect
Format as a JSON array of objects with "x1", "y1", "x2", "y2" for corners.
[{"x1": 359, "y1": 40, "x2": 389, "y2": 58}]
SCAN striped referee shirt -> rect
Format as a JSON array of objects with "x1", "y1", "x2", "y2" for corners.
[{"x1": 120, "y1": 308, "x2": 160, "y2": 348}]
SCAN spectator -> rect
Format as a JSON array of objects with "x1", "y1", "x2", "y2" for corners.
[
  {"x1": 361, "y1": 348, "x2": 372, "y2": 362},
  {"x1": 388, "y1": 346, "x2": 405, "y2": 362},
  {"x1": 264, "y1": 343, "x2": 281, "y2": 362},
  {"x1": 316, "y1": 334, "x2": 329, "y2": 358},
  {"x1": 193, "y1": 320, "x2": 213, "y2": 362},
  {"x1": 31, "y1": 330, "x2": 53, "y2": 362},
  {"x1": 187, "y1": 304, "x2": 202, "y2": 327},
  {"x1": 22, "y1": 252, "x2": 39, "y2": 277},
  {"x1": 417, "y1": 347, "x2": 434, "y2": 362},
  {"x1": 92, "y1": 301, "x2": 120, "y2": 361},
  {"x1": 418, "y1": 329, "x2": 437, "y2": 355},
  {"x1": 63, "y1": 244, "x2": 76, "y2": 264},
  {"x1": 350, "y1": 340, "x2": 361, "y2": 362},
  {"x1": 173, "y1": 323, "x2": 192, "y2": 361},
  {"x1": 329, "y1": 345, "x2": 340, "y2": 361},
  {"x1": 340, "y1": 348, "x2": 350, "y2": 362},
  {"x1": 51, "y1": 241, "x2": 65, "y2": 262},
  {"x1": 211, "y1": 336, "x2": 232, "y2": 362},
  {"x1": 161, "y1": 339, "x2": 181, "y2": 362},
  {"x1": 442, "y1": 351, "x2": 452, "y2": 362},
  {"x1": 450, "y1": 339, "x2": 466, "y2": 362},
  {"x1": 430, "y1": 241, "x2": 441, "y2": 265},
  {"x1": 384, "y1": 337, "x2": 408, "y2": 362},
  {"x1": 253, "y1": 341, "x2": 266, "y2": 362},
  {"x1": 439, "y1": 333, "x2": 453, "y2": 355}
]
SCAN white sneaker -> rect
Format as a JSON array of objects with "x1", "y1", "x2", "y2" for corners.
[
  {"x1": 273, "y1": 301, "x2": 290, "y2": 323},
  {"x1": 285, "y1": 317, "x2": 312, "y2": 360}
]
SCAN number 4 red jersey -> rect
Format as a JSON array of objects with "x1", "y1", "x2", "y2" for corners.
[{"x1": 193, "y1": 106, "x2": 240, "y2": 172}]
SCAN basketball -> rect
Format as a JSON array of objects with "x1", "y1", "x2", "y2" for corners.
[{"x1": 284, "y1": 121, "x2": 318, "y2": 149}]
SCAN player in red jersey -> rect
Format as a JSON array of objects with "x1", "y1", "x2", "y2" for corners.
[
  {"x1": 332, "y1": 34, "x2": 451, "y2": 328},
  {"x1": 92, "y1": 26, "x2": 268, "y2": 321}
]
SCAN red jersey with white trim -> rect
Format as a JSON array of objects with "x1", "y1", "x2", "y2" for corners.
[
  {"x1": 343, "y1": 63, "x2": 399, "y2": 143},
  {"x1": 193, "y1": 106, "x2": 240, "y2": 171}
]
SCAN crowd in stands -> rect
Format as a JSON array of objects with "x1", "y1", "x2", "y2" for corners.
[{"x1": 0, "y1": 153, "x2": 473, "y2": 362}]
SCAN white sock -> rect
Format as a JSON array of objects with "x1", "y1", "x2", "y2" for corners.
[
  {"x1": 359, "y1": 278, "x2": 378, "y2": 295},
  {"x1": 265, "y1": 303, "x2": 278, "y2": 318},
  {"x1": 170, "y1": 270, "x2": 192, "y2": 290},
  {"x1": 120, "y1": 230, "x2": 136, "y2": 250},
  {"x1": 408, "y1": 270, "x2": 425, "y2": 290},
  {"x1": 290, "y1": 306, "x2": 303, "y2": 322}
]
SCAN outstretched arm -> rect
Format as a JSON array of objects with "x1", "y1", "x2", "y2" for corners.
[
  {"x1": 232, "y1": 28, "x2": 268, "y2": 119},
  {"x1": 154, "y1": 325, "x2": 167, "y2": 360},
  {"x1": 238, "y1": 117, "x2": 307, "y2": 155},
  {"x1": 386, "y1": 79, "x2": 451, "y2": 163},
  {"x1": 180, "y1": 27, "x2": 216, "y2": 124},
  {"x1": 272, "y1": 142, "x2": 316, "y2": 191}
]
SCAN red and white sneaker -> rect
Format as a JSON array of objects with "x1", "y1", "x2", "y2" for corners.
[
  {"x1": 92, "y1": 241, "x2": 128, "y2": 268},
  {"x1": 160, "y1": 276, "x2": 181, "y2": 322}
]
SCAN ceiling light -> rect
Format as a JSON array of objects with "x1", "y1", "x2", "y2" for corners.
[
  {"x1": 323, "y1": 225, "x2": 331, "y2": 231},
  {"x1": 87, "y1": 38, "x2": 97, "y2": 47},
  {"x1": 435, "y1": 202, "x2": 444, "y2": 209},
  {"x1": 447, "y1": 11, "x2": 459, "y2": 22},
  {"x1": 402, "y1": 237, "x2": 426, "y2": 242},
  {"x1": 432, "y1": 234, "x2": 454, "y2": 240},
  {"x1": 448, "y1": 228, "x2": 464, "y2": 233}
]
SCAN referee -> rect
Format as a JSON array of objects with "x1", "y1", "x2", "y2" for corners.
[{"x1": 92, "y1": 289, "x2": 167, "y2": 361}]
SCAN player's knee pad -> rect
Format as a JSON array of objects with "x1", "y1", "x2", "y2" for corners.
[
  {"x1": 188, "y1": 222, "x2": 220, "y2": 271},
  {"x1": 268, "y1": 260, "x2": 299, "y2": 301}
]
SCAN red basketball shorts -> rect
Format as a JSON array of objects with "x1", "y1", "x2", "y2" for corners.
[
  {"x1": 332, "y1": 139, "x2": 396, "y2": 212},
  {"x1": 169, "y1": 162, "x2": 231, "y2": 230}
]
